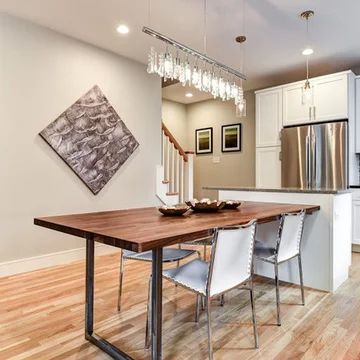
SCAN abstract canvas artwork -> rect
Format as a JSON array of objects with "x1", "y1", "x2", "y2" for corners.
[
  {"x1": 221, "y1": 123, "x2": 241, "y2": 152},
  {"x1": 40, "y1": 85, "x2": 139, "y2": 194}
]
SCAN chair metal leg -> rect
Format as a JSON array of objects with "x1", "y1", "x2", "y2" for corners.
[
  {"x1": 151, "y1": 248, "x2": 163, "y2": 360},
  {"x1": 195, "y1": 294, "x2": 201, "y2": 323},
  {"x1": 274, "y1": 262, "x2": 281, "y2": 326},
  {"x1": 206, "y1": 297, "x2": 213, "y2": 360},
  {"x1": 117, "y1": 251, "x2": 125, "y2": 312},
  {"x1": 177, "y1": 243, "x2": 181, "y2": 268},
  {"x1": 204, "y1": 244, "x2": 207, "y2": 261},
  {"x1": 145, "y1": 276, "x2": 152, "y2": 349},
  {"x1": 298, "y1": 255, "x2": 305, "y2": 305},
  {"x1": 249, "y1": 282, "x2": 259, "y2": 349},
  {"x1": 220, "y1": 294, "x2": 225, "y2": 306}
]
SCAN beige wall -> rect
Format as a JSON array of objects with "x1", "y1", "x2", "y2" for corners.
[
  {"x1": 162, "y1": 99, "x2": 188, "y2": 149},
  {"x1": 188, "y1": 93, "x2": 255, "y2": 199},
  {"x1": 0, "y1": 14, "x2": 161, "y2": 265},
  {"x1": 162, "y1": 93, "x2": 256, "y2": 199}
]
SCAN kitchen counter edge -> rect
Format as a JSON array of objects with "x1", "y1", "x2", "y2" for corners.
[{"x1": 203, "y1": 186, "x2": 352, "y2": 195}]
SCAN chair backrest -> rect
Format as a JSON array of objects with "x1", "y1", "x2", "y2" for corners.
[
  {"x1": 277, "y1": 210, "x2": 306, "y2": 263},
  {"x1": 207, "y1": 220, "x2": 257, "y2": 297}
]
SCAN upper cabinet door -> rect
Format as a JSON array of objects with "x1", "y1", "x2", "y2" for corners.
[
  {"x1": 312, "y1": 73, "x2": 348, "y2": 122},
  {"x1": 255, "y1": 146, "x2": 281, "y2": 188},
  {"x1": 256, "y1": 89, "x2": 283, "y2": 147},
  {"x1": 283, "y1": 83, "x2": 311, "y2": 126},
  {"x1": 356, "y1": 77, "x2": 360, "y2": 153}
]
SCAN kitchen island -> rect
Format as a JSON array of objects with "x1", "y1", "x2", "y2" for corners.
[{"x1": 204, "y1": 186, "x2": 352, "y2": 292}]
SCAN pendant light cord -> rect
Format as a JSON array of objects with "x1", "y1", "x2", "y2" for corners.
[
  {"x1": 148, "y1": 0, "x2": 152, "y2": 27},
  {"x1": 203, "y1": 0, "x2": 207, "y2": 54},
  {"x1": 305, "y1": 17, "x2": 309, "y2": 80},
  {"x1": 240, "y1": 0, "x2": 246, "y2": 85}
]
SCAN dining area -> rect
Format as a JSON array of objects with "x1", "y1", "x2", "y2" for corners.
[
  {"x1": 2, "y1": 2, "x2": 360, "y2": 359},
  {"x1": 33, "y1": 200, "x2": 319, "y2": 359}
]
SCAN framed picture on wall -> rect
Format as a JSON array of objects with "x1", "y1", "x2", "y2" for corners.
[
  {"x1": 195, "y1": 127, "x2": 213, "y2": 154},
  {"x1": 221, "y1": 123, "x2": 241, "y2": 152}
]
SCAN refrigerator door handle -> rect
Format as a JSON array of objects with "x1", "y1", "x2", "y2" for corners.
[
  {"x1": 305, "y1": 135, "x2": 310, "y2": 188},
  {"x1": 313, "y1": 136, "x2": 316, "y2": 188}
]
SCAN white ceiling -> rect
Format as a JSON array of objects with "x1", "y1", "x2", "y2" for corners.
[
  {"x1": 1, "y1": 0, "x2": 360, "y2": 103},
  {"x1": 162, "y1": 83, "x2": 213, "y2": 104}
]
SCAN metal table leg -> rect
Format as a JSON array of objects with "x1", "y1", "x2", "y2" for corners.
[
  {"x1": 85, "y1": 235, "x2": 133, "y2": 360},
  {"x1": 151, "y1": 248, "x2": 163, "y2": 360}
]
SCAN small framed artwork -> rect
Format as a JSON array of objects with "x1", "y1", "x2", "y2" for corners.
[
  {"x1": 195, "y1": 127, "x2": 213, "y2": 154},
  {"x1": 221, "y1": 123, "x2": 242, "y2": 152}
]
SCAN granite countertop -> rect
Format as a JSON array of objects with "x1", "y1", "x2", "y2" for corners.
[{"x1": 203, "y1": 186, "x2": 352, "y2": 195}]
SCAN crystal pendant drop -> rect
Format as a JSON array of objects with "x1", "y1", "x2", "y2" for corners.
[{"x1": 184, "y1": 61, "x2": 192, "y2": 85}]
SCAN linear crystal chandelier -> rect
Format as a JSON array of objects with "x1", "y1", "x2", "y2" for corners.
[{"x1": 143, "y1": 25, "x2": 246, "y2": 111}]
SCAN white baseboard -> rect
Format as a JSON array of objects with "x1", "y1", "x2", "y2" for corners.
[{"x1": 0, "y1": 244, "x2": 120, "y2": 277}]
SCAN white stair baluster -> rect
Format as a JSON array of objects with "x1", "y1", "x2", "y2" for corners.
[{"x1": 166, "y1": 137, "x2": 170, "y2": 184}]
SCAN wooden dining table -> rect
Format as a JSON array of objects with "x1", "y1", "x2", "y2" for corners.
[{"x1": 34, "y1": 201, "x2": 320, "y2": 360}]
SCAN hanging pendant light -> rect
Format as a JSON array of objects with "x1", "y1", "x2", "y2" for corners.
[
  {"x1": 235, "y1": 34, "x2": 247, "y2": 117},
  {"x1": 143, "y1": 0, "x2": 246, "y2": 109},
  {"x1": 300, "y1": 10, "x2": 315, "y2": 106}
]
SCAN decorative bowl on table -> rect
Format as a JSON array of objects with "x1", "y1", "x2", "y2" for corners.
[
  {"x1": 185, "y1": 198, "x2": 226, "y2": 213},
  {"x1": 158, "y1": 204, "x2": 190, "y2": 216},
  {"x1": 223, "y1": 200, "x2": 242, "y2": 210}
]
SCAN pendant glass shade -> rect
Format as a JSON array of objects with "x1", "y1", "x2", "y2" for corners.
[
  {"x1": 236, "y1": 98, "x2": 246, "y2": 117},
  {"x1": 302, "y1": 79, "x2": 314, "y2": 106}
]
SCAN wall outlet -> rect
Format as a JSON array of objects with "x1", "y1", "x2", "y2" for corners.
[{"x1": 212, "y1": 156, "x2": 220, "y2": 163}]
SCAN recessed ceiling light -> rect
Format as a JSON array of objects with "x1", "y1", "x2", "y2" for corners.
[
  {"x1": 116, "y1": 24, "x2": 129, "y2": 35},
  {"x1": 302, "y1": 48, "x2": 314, "y2": 56},
  {"x1": 185, "y1": 93, "x2": 193, "y2": 98}
]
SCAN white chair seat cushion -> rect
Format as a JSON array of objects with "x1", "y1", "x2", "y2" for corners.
[
  {"x1": 123, "y1": 248, "x2": 196, "y2": 263},
  {"x1": 254, "y1": 241, "x2": 276, "y2": 262},
  {"x1": 163, "y1": 259, "x2": 209, "y2": 296}
]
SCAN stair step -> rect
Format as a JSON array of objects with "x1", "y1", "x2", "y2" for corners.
[
  {"x1": 162, "y1": 180, "x2": 170, "y2": 184},
  {"x1": 166, "y1": 192, "x2": 179, "y2": 196}
]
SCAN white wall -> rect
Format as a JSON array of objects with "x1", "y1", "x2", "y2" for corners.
[
  {"x1": 0, "y1": 14, "x2": 161, "y2": 271},
  {"x1": 162, "y1": 99, "x2": 188, "y2": 149}
]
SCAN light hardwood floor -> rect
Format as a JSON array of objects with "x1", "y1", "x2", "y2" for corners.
[{"x1": 1, "y1": 249, "x2": 360, "y2": 360}]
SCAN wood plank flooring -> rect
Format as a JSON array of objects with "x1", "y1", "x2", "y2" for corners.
[{"x1": 1, "y1": 248, "x2": 360, "y2": 359}]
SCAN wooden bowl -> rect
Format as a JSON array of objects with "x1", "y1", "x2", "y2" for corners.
[
  {"x1": 223, "y1": 200, "x2": 242, "y2": 209},
  {"x1": 185, "y1": 199, "x2": 226, "y2": 213},
  {"x1": 158, "y1": 204, "x2": 190, "y2": 216}
]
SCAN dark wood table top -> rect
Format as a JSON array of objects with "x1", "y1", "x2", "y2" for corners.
[{"x1": 34, "y1": 201, "x2": 320, "y2": 252}]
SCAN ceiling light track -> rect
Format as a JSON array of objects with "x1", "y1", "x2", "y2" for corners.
[{"x1": 142, "y1": 26, "x2": 246, "y2": 80}]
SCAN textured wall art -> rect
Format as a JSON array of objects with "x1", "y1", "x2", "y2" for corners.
[{"x1": 40, "y1": 85, "x2": 139, "y2": 194}]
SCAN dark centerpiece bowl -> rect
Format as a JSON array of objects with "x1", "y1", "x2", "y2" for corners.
[
  {"x1": 158, "y1": 204, "x2": 190, "y2": 216},
  {"x1": 185, "y1": 198, "x2": 226, "y2": 213},
  {"x1": 223, "y1": 200, "x2": 242, "y2": 209}
]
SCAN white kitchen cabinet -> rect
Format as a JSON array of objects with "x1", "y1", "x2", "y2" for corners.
[
  {"x1": 282, "y1": 71, "x2": 351, "y2": 126},
  {"x1": 312, "y1": 73, "x2": 348, "y2": 122},
  {"x1": 353, "y1": 198, "x2": 360, "y2": 245},
  {"x1": 256, "y1": 146, "x2": 281, "y2": 188},
  {"x1": 256, "y1": 88, "x2": 283, "y2": 147},
  {"x1": 283, "y1": 83, "x2": 312, "y2": 126},
  {"x1": 356, "y1": 76, "x2": 360, "y2": 153}
]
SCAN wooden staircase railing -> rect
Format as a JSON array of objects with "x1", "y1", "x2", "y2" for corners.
[{"x1": 161, "y1": 122, "x2": 193, "y2": 203}]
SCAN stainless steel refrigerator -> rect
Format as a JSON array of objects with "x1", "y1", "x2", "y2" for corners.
[{"x1": 281, "y1": 121, "x2": 348, "y2": 190}]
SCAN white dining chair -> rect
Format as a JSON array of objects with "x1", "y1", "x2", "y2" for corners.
[
  {"x1": 146, "y1": 219, "x2": 258, "y2": 359},
  {"x1": 117, "y1": 247, "x2": 200, "y2": 312},
  {"x1": 254, "y1": 210, "x2": 306, "y2": 326}
]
